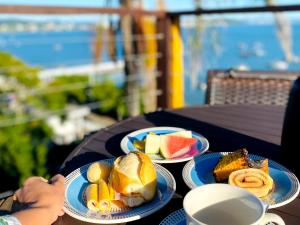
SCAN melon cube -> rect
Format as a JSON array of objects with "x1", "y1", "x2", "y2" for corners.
[{"x1": 145, "y1": 134, "x2": 161, "y2": 154}]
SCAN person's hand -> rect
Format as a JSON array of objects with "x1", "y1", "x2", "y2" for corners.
[{"x1": 14, "y1": 174, "x2": 65, "y2": 224}]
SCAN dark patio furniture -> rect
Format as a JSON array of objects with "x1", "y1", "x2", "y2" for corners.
[
  {"x1": 281, "y1": 77, "x2": 300, "y2": 177},
  {"x1": 206, "y1": 69, "x2": 300, "y2": 106},
  {"x1": 1, "y1": 105, "x2": 299, "y2": 224},
  {"x1": 57, "y1": 104, "x2": 299, "y2": 225}
]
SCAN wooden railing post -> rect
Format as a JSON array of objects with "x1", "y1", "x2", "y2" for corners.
[
  {"x1": 156, "y1": 15, "x2": 184, "y2": 109},
  {"x1": 156, "y1": 15, "x2": 172, "y2": 108}
]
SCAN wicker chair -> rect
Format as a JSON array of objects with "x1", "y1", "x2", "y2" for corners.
[{"x1": 206, "y1": 69, "x2": 300, "y2": 106}]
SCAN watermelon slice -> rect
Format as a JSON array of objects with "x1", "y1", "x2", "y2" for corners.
[
  {"x1": 166, "y1": 130, "x2": 192, "y2": 138},
  {"x1": 160, "y1": 135, "x2": 197, "y2": 159}
]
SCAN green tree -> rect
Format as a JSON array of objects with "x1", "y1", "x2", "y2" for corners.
[
  {"x1": 0, "y1": 122, "x2": 52, "y2": 183},
  {"x1": 0, "y1": 52, "x2": 39, "y2": 87},
  {"x1": 47, "y1": 76, "x2": 89, "y2": 104},
  {"x1": 30, "y1": 76, "x2": 89, "y2": 110},
  {"x1": 92, "y1": 80, "x2": 127, "y2": 120},
  {"x1": 0, "y1": 51, "x2": 127, "y2": 189},
  {"x1": 0, "y1": 51, "x2": 52, "y2": 188}
]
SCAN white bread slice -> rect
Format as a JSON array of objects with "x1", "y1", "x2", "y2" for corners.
[{"x1": 117, "y1": 153, "x2": 140, "y2": 180}]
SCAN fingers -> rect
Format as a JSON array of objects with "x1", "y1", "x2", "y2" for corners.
[
  {"x1": 58, "y1": 209, "x2": 65, "y2": 216},
  {"x1": 39, "y1": 177, "x2": 48, "y2": 183},
  {"x1": 50, "y1": 174, "x2": 65, "y2": 187},
  {"x1": 22, "y1": 175, "x2": 63, "y2": 187},
  {"x1": 23, "y1": 176, "x2": 44, "y2": 186},
  {"x1": 15, "y1": 176, "x2": 49, "y2": 202},
  {"x1": 14, "y1": 188, "x2": 22, "y2": 202},
  {"x1": 50, "y1": 175, "x2": 65, "y2": 218},
  {"x1": 15, "y1": 175, "x2": 65, "y2": 207},
  {"x1": 14, "y1": 188, "x2": 32, "y2": 203}
]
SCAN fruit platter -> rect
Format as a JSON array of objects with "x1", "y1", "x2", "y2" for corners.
[{"x1": 120, "y1": 127, "x2": 209, "y2": 163}]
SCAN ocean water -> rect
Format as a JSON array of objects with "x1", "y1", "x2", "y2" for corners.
[
  {"x1": 182, "y1": 23, "x2": 300, "y2": 105},
  {"x1": 1, "y1": 23, "x2": 300, "y2": 105},
  {"x1": 0, "y1": 30, "x2": 118, "y2": 67}
]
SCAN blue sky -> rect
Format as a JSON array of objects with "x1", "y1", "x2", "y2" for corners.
[
  {"x1": 0, "y1": 0, "x2": 299, "y2": 22},
  {"x1": 0, "y1": 0, "x2": 193, "y2": 10},
  {"x1": 0, "y1": 0, "x2": 298, "y2": 9},
  {"x1": 1, "y1": 0, "x2": 193, "y2": 22}
]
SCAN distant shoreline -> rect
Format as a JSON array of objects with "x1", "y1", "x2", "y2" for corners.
[{"x1": 1, "y1": 24, "x2": 300, "y2": 105}]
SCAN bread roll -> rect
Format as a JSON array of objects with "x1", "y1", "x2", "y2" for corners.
[
  {"x1": 87, "y1": 162, "x2": 111, "y2": 183},
  {"x1": 85, "y1": 184, "x2": 99, "y2": 211},
  {"x1": 110, "y1": 152, "x2": 157, "y2": 207},
  {"x1": 98, "y1": 179, "x2": 111, "y2": 212}
]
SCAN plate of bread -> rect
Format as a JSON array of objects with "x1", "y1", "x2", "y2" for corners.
[
  {"x1": 182, "y1": 149, "x2": 300, "y2": 208},
  {"x1": 159, "y1": 209, "x2": 185, "y2": 225},
  {"x1": 120, "y1": 127, "x2": 209, "y2": 164},
  {"x1": 64, "y1": 152, "x2": 176, "y2": 224}
]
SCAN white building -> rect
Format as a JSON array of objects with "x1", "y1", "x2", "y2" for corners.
[{"x1": 47, "y1": 105, "x2": 115, "y2": 145}]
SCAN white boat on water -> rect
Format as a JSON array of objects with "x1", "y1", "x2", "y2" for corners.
[
  {"x1": 238, "y1": 41, "x2": 265, "y2": 58},
  {"x1": 253, "y1": 42, "x2": 265, "y2": 57},
  {"x1": 269, "y1": 60, "x2": 289, "y2": 70},
  {"x1": 234, "y1": 64, "x2": 250, "y2": 71}
]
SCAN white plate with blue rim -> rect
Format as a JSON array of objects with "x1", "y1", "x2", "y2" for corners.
[
  {"x1": 120, "y1": 127, "x2": 209, "y2": 164},
  {"x1": 182, "y1": 152, "x2": 300, "y2": 209},
  {"x1": 64, "y1": 158, "x2": 176, "y2": 224},
  {"x1": 159, "y1": 209, "x2": 186, "y2": 225}
]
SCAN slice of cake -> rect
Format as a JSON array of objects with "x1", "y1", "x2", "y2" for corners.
[
  {"x1": 213, "y1": 149, "x2": 249, "y2": 182},
  {"x1": 248, "y1": 158, "x2": 269, "y2": 174}
]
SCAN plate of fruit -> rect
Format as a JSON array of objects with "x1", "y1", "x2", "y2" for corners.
[
  {"x1": 64, "y1": 152, "x2": 176, "y2": 224},
  {"x1": 120, "y1": 127, "x2": 209, "y2": 163}
]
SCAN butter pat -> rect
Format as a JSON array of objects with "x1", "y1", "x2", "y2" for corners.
[{"x1": 145, "y1": 134, "x2": 161, "y2": 154}]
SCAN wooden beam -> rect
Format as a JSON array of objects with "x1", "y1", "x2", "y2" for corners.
[
  {"x1": 156, "y1": 16, "x2": 172, "y2": 108},
  {"x1": 169, "y1": 4, "x2": 300, "y2": 16},
  {"x1": 169, "y1": 16, "x2": 184, "y2": 108},
  {"x1": 0, "y1": 5, "x2": 165, "y2": 17},
  {"x1": 1, "y1": 4, "x2": 300, "y2": 17}
]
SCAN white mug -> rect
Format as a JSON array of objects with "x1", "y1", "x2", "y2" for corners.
[{"x1": 183, "y1": 184, "x2": 285, "y2": 225}]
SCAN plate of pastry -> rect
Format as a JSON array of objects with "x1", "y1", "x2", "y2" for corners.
[
  {"x1": 159, "y1": 209, "x2": 185, "y2": 225},
  {"x1": 120, "y1": 127, "x2": 209, "y2": 163},
  {"x1": 64, "y1": 152, "x2": 176, "y2": 224},
  {"x1": 182, "y1": 149, "x2": 300, "y2": 208}
]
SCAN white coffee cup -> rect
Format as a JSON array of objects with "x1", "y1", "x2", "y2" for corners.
[{"x1": 183, "y1": 184, "x2": 285, "y2": 225}]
